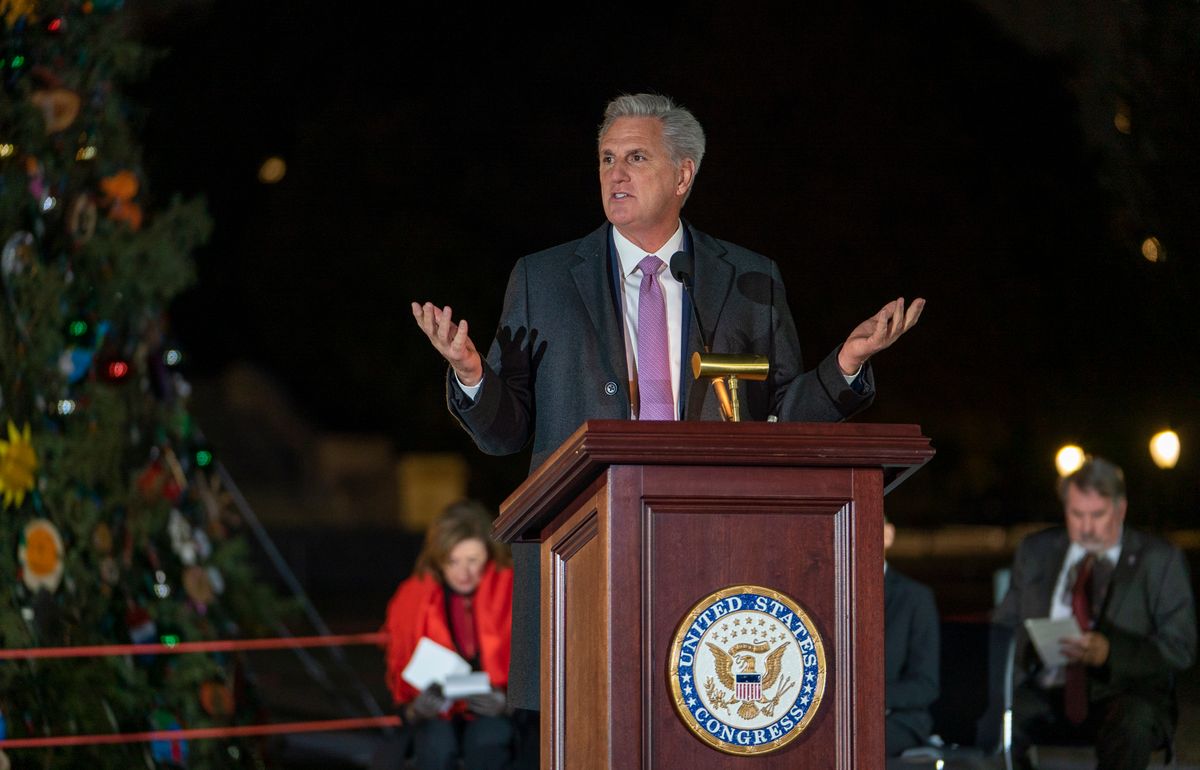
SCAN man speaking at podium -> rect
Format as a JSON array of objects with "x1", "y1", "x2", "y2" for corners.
[{"x1": 413, "y1": 93, "x2": 924, "y2": 717}]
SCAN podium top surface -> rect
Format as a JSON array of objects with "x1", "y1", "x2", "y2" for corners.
[{"x1": 494, "y1": 420, "x2": 933, "y2": 543}]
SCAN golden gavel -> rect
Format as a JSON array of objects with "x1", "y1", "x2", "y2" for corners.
[{"x1": 691, "y1": 352, "x2": 769, "y2": 422}]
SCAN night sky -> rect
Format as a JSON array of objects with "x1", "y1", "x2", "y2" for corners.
[{"x1": 131, "y1": 1, "x2": 1199, "y2": 527}]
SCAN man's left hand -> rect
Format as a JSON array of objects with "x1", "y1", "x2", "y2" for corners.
[
  {"x1": 1060, "y1": 631, "x2": 1110, "y2": 667},
  {"x1": 838, "y1": 297, "x2": 925, "y2": 375}
]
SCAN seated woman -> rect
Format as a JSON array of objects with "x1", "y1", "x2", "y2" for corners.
[{"x1": 381, "y1": 500, "x2": 514, "y2": 770}]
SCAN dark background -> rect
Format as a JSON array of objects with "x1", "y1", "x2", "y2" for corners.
[
  {"x1": 114, "y1": 3, "x2": 1200, "y2": 761},
  {"x1": 132, "y1": 1, "x2": 1199, "y2": 528}
]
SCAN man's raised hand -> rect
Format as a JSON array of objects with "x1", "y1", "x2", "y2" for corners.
[
  {"x1": 412, "y1": 302, "x2": 483, "y2": 387},
  {"x1": 837, "y1": 297, "x2": 925, "y2": 376}
]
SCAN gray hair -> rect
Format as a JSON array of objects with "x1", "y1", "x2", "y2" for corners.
[
  {"x1": 1058, "y1": 456, "x2": 1126, "y2": 503},
  {"x1": 598, "y1": 93, "x2": 706, "y2": 195}
]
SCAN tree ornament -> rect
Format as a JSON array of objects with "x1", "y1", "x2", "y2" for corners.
[
  {"x1": 167, "y1": 508, "x2": 196, "y2": 565},
  {"x1": 182, "y1": 565, "x2": 213, "y2": 607},
  {"x1": 126, "y1": 603, "x2": 156, "y2": 643},
  {"x1": 99, "y1": 169, "x2": 142, "y2": 231},
  {"x1": 30, "y1": 88, "x2": 80, "y2": 133},
  {"x1": 92, "y1": 521, "x2": 113, "y2": 553},
  {"x1": 68, "y1": 194, "x2": 97, "y2": 244},
  {"x1": 18, "y1": 518, "x2": 63, "y2": 592},
  {"x1": 199, "y1": 681, "x2": 234, "y2": 717},
  {"x1": 0, "y1": 420, "x2": 38, "y2": 508},
  {"x1": 148, "y1": 708, "x2": 187, "y2": 765},
  {"x1": 1, "y1": 0, "x2": 36, "y2": 27},
  {"x1": 24, "y1": 156, "x2": 49, "y2": 204},
  {"x1": 206, "y1": 566, "x2": 225, "y2": 595},
  {"x1": 1, "y1": 231, "x2": 35, "y2": 277}
]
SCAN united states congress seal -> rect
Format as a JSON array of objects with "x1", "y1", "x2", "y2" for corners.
[{"x1": 667, "y1": 584, "x2": 827, "y2": 755}]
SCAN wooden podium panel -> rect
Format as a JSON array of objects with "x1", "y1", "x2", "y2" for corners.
[{"x1": 498, "y1": 421, "x2": 931, "y2": 770}]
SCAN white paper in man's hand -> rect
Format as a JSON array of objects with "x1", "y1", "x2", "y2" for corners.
[
  {"x1": 402, "y1": 637, "x2": 472, "y2": 691},
  {"x1": 1023, "y1": 617, "x2": 1083, "y2": 667}
]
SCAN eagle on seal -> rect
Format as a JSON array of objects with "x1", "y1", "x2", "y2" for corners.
[{"x1": 706, "y1": 640, "x2": 789, "y2": 719}]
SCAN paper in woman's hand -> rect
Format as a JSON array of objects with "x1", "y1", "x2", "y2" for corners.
[
  {"x1": 443, "y1": 671, "x2": 492, "y2": 699},
  {"x1": 402, "y1": 637, "x2": 471, "y2": 691}
]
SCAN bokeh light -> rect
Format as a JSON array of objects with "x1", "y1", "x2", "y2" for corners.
[
  {"x1": 1149, "y1": 430, "x2": 1180, "y2": 469},
  {"x1": 258, "y1": 156, "x2": 287, "y2": 184},
  {"x1": 1055, "y1": 445, "x2": 1085, "y2": 477},
  {"x1": 1141, "y1": 237, "x2": 1164, "y2": 263}
]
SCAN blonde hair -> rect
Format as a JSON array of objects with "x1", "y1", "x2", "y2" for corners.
[{"x1": 413, "y1": 500, "x2": 511, "y2": 581}]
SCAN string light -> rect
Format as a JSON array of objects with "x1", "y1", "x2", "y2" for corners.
[
  {"x1": 1055, "y1": 445, "x2": 1085, "y2": 477},
  {"x1": 196, "y1": 450, "x2": 213, "y2": 468},
  {"x1": 56, "y1": 400, "x2": 76, "y2": 416},
  {"x1": 69, "y1": 320, "x2": 88, "y2": 337},
  {"x1": 0, "y1": 144, "x2": 14, "y2": 158},
  {"x1": 1141, "y1": 237, "x2": 1164, "y2": 263},
  {"x1": 1149, "y1": 430, "x2": 1180, "y2": 469},
  {"x1": 107, "y1": 360, "x2": 130, "y2": 380},
  {"x1": 257, "y1": 156, "x2": 286, "y2": 184},
  {"x1": 164, "y1": 349, "x2": 182, "y2": 366},
  {"x1": 76, "y1": 145, "x2": 97, "y2": 161}
]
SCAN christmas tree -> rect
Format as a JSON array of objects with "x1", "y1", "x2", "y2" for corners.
[{"x1": 1, "y1": 2, "x2": 284, "y2": 767}]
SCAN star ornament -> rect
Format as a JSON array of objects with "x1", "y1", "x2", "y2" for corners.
[{"x1": 0, "y1": 421, "x2": 38, "y2": 509}]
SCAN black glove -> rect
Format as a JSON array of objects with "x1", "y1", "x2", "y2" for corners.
[
  {"x1": 466, "y1": 688, "x2": 508, "y2": 717},
  {"x1": 406, "y1": 684, "x2": 447, "y2": 722}
]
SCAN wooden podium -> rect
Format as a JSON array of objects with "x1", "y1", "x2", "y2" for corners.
[{"x1": 494, "y1": 420, "x2": 933, "y2": 769}]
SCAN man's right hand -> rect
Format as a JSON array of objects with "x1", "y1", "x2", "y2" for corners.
[{"x1": 412, "y1": 302, "x2": 483, "y2": 387}]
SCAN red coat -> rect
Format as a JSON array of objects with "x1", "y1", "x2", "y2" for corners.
[{"x1": 381, "y1": 561, "x2": 513, "y2": 706}]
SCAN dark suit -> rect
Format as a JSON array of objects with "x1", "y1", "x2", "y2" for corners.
[
  {"x1": 448, "y1": 221, "x2": 875, "y2": 709},
  {"x1": 884, "y1": 566, "x2": 940, "y2": 756},
  {"x1": 993, "y1": 526, "x2": 1197, "y2": 769}
]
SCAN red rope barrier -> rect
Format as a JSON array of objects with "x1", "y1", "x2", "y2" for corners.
[
  {"x1": 0, "y1": 715, "x2": 403, "y2": 749},
  {"x1": 0, "y1": 632, "x2": 386, "y2": 661}
]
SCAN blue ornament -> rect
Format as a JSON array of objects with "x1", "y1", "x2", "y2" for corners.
[{"x1": 149, "y1": 709, "x2": 188, "y2": 765}]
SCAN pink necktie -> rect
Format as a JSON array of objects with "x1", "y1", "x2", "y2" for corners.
[{"x1": 637, "y1": 255, "x2": 674, "y2": 420}]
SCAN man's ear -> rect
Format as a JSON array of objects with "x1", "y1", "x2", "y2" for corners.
[{"x1": 676, "y1": 158, "x2": 696, "y2": 196}]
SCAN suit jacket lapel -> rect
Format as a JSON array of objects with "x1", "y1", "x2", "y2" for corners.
[
  {"x1": 1099, "y1": 529, "x2": 1142, "y2": 622},
  {"x1": 1034, "y1": 533, "x2": 1071, "y2": 619},
  {"x1": 683, "y1": 224, "x2": 734, "y2": 420},
  {"x1": 570, "y1": 224, "x2": 627, "y2": 390}
]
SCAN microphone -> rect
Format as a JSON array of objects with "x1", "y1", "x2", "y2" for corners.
[
  {"x1": 669, "y1": 251, "x2": 711, "y2": 352},
  {"x1": 670, "y1": 251, "x2": 733, "y2": 420}
]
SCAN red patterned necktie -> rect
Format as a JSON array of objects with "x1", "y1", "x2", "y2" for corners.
[
  {"x1": 449, "y1": 592, "x2": 478, "y2": 662},
  {"x1": 636, "y1": 255, "x2": 674, "y2": 420},
  {"x1": 1064, "y1": 553, "x2": 1095, "y2": 724}
]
